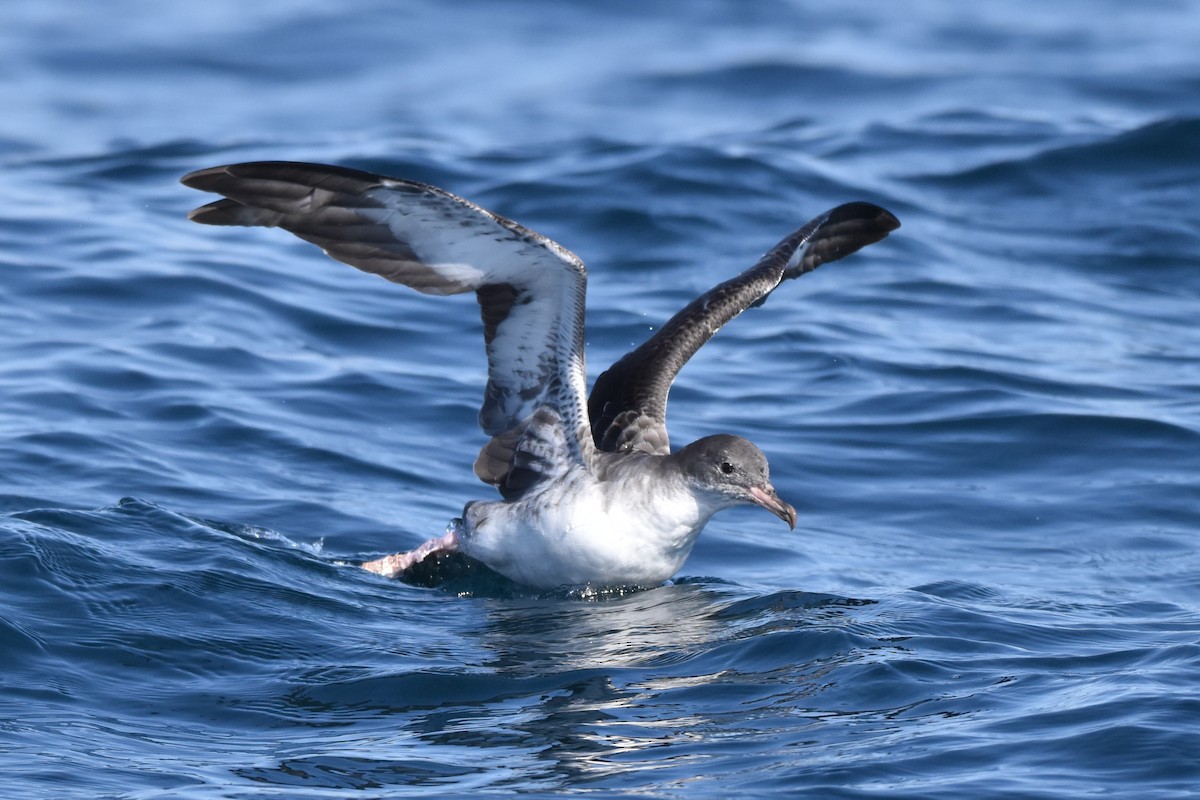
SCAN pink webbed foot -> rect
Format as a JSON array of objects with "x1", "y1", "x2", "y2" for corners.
[{"x1": 361, "y1": 529, "x2": 459, "y2": 579}]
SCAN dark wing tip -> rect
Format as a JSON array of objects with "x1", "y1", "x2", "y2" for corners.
[
  {"x1": 186, "y1": 198, "x2": 283, "y2": 227},
  {"x1": 181, "y1": 161, "x2": 390, "y2": 228},
  {"x1": 822, "y1": 201, "x2": 902, "y2": 249},
  {"x1": 828, "y1": 201, "x2": 901, "y2": 233},
  {"x1": 180, "y1": 161, "x2": 312, "y2": 189},
  {"x1": 881, "y1": 208, "x2": 901, "y2": 231},
  {"x1": 780, "y1": 201, "x2": 900, "y2": 281},
  {"x1": 179, "y1": 164, "x2": 226, "y2": 191},
  {"x1": 181, "y1": 162, "x2": 389, "y2": 208}
]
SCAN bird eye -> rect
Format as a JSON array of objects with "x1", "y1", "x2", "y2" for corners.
[{"x1": 720, "y1": 461, "x2": 735, "y2": 475}]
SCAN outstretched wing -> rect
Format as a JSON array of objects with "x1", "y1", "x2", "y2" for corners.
[
  {"x1": 588, "y1": 202, "x2": 900, "y2": 455},
  {"x1": 182, "y1": 161, "x2": 592, "y2": 498}
]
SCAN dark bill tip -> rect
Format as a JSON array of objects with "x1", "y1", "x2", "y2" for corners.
[{"x1": 749, "y1": 485, "x2": 797, "y2": 530}]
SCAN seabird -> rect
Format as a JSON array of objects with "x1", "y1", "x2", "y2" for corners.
[{"x1": 182, "y1": 161, "x2": 898, "y2": 589}]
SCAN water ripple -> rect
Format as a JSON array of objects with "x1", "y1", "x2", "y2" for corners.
[{"x1": 4, "y1": 2, "x2": 1200, "y2": 797}]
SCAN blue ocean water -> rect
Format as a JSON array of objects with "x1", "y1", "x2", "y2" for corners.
[{"x1": 2, "y1": 0, "x2": 1200, "y2": 796}]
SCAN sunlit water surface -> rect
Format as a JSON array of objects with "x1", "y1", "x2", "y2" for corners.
[{"x1": 2, "y1": 1, "x2": 1199, "y2": 797}]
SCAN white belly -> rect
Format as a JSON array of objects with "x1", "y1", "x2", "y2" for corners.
[{"x1": 459, "y1": 474, "x2": 710, "y2": 589}]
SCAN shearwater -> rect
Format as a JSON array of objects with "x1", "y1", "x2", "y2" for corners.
[{"x1": 182, "y1": 161, "x2": 898, "y2": 589}]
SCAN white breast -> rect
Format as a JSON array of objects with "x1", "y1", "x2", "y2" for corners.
[{"x1": 459, "y1": 468, "x2": 713, "y2": 588}]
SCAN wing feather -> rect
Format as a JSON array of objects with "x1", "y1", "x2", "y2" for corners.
[
  {"x1": 588, "y1": 202, "x2": 900, "y2": 455},
  {"x1": 183, "y1": 161, "x2": 592, "y2": 496}
]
